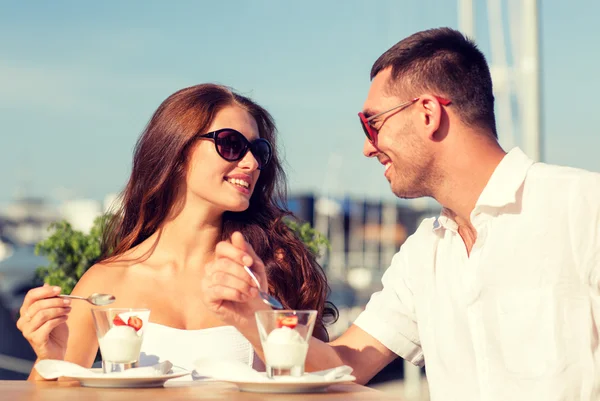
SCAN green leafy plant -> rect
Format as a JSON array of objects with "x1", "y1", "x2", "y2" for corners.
[
  {"x1": 34, "y1": 215, "x2": 111, "y2": 294},
  {"x1": 284, "y1": 218, "x2": 330, "y2": 258},
  {"x1": 35, "y1": 214, "x2": 329, "y2": 294}
]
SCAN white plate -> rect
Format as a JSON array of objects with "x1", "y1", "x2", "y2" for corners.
[
  {"x1": 221, "y1": 374, "x2": 356, "y2": 393},
  {"x1": 64, "y1": 367, "x2": 190, "y2": 388}
]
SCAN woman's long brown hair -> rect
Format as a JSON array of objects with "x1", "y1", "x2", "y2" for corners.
[{"x1": 99, "y1": 84, "x2": 337, "y2": 339}]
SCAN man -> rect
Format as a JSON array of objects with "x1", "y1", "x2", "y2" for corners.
[{"x1": 201, "y1": 27, "x2": 600, "y2": 400}]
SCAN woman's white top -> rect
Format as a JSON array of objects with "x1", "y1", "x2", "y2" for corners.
[{"x1": 138, "y1": 322, "x2": 258, "y2": 379}]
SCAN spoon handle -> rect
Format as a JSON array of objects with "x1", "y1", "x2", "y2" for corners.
[
  {"x1": 243, "y1": 265, "x2": 263, "y2": 291},
  {"x1": 58, "y1": 294, "x2": 87, "y2": 301}
]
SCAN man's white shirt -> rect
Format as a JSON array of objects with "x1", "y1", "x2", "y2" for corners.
[{"x1": 354, "y1": 147, "x2": 600, "y2": 401}]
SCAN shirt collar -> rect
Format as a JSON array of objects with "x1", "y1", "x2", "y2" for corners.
[
  {"x1": 474, "y1": 147, "x2": 534, "y2": 209},
  {"x1": 434, "y1": 208, "x2": 459, "y2": 232},
  {"x1": 433, "y1": 147, "x2": 535, "y2": 232}
]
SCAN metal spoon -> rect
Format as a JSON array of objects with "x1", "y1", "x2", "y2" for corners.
[
  {"x1": 243, "y1": 265, "x2": 283, "y2": 309},
  {"x1": 59, "y1": 293, "x2": 116, "y2": 306}
]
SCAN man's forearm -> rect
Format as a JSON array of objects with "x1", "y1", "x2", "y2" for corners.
[
  {"x1": 304, "y1": 338, "x2": 346, "y2": 371},
  {"x1": 241, "y1": 321, "x2": 398, "y2": 385}
]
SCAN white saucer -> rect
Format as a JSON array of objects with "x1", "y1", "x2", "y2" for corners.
[
  {"x1": 218, "y1": 374, "x2": 356, "y2": 393},
  {"x1": 65, "y1": 367, "x2": 190, "y2": 388}
]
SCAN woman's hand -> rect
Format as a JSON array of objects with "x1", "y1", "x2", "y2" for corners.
[
  {"x1": 201, "y1": 231, "x2": 271, "y2": 330},
  {"x1": 16, "y1": 284, "x2": 71, "y2": 361}
]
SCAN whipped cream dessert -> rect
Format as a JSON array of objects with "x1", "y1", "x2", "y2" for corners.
[
  {"x1": 263, "y1": 326, "x2": 308, "y2": 368},
  {"x1": 98, "y1": 325, "x2": 143, "y2": 363}
]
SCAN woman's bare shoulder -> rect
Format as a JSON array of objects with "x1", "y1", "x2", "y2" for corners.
[{"x1": 71, "y1": 258, "x2": 135, "y2": 296}]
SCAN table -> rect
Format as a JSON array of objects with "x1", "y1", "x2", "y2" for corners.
[{"x1": 0, "y1": 380, "x2": 400, "y2": 401}]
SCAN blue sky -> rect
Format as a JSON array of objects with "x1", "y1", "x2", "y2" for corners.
[{"x1": 1, "y1": 0, "x2": 598, "y2": 206}]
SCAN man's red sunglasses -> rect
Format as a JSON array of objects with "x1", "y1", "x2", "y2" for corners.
[{"x1": 358, "y1": 96, "x2": 451, "y2": 143}]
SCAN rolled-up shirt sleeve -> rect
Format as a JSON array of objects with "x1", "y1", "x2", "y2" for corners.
[{"x1": 353, "y1": 235, "x2": 424, "y2": 366}]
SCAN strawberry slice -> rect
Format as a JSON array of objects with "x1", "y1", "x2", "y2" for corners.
[
  {"x1": 127, "y1": 316, "x2": 143, "y2": 331},
  {"x1": 113, "y1": 315, "x2": 127, "y2": 326},
  {"x1": 277, "y1": 315, "x2": 298, "y2": 329}
]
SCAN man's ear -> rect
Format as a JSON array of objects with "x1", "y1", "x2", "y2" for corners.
[{"x1": 419, "y1": 96, "x2": 444, "y2": 141}]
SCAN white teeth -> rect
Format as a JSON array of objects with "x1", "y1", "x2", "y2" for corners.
[
  {"x1": 227, "y1": 178, "x2": 250, "y2": 188},
  {"x1": 384, "y1": 162, "x2": 392, "y2": 172}
]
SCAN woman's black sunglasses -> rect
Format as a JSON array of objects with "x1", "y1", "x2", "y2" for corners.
[{"x1": 197, "y1": 128, "x2": 272, "y2": 170}]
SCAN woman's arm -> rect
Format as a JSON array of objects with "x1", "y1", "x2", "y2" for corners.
[{"x1": 27, "y1": 264, "x2": 119, "y2": 380}]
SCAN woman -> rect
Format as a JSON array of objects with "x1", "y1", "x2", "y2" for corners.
[{"x1": 17, "y1": 84, "x2": 335, "y2": 380}]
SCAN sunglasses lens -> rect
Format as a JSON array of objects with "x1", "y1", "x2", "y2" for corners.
[
  {"x1": 214, "y1": 130, "x2": 272, "y2": 170},
  {"x1": 358, "y1": 114, "x2": 374, "y2": 143},
  {"x1": 251, "y1": 139, "x2": 272, "y2": 170},
  {"x1": 215, "y1": 130, "x2": 247, "y2": 160},
  {"x1": 362, "y1": 124, "x2": 372, "y2": 142}
]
